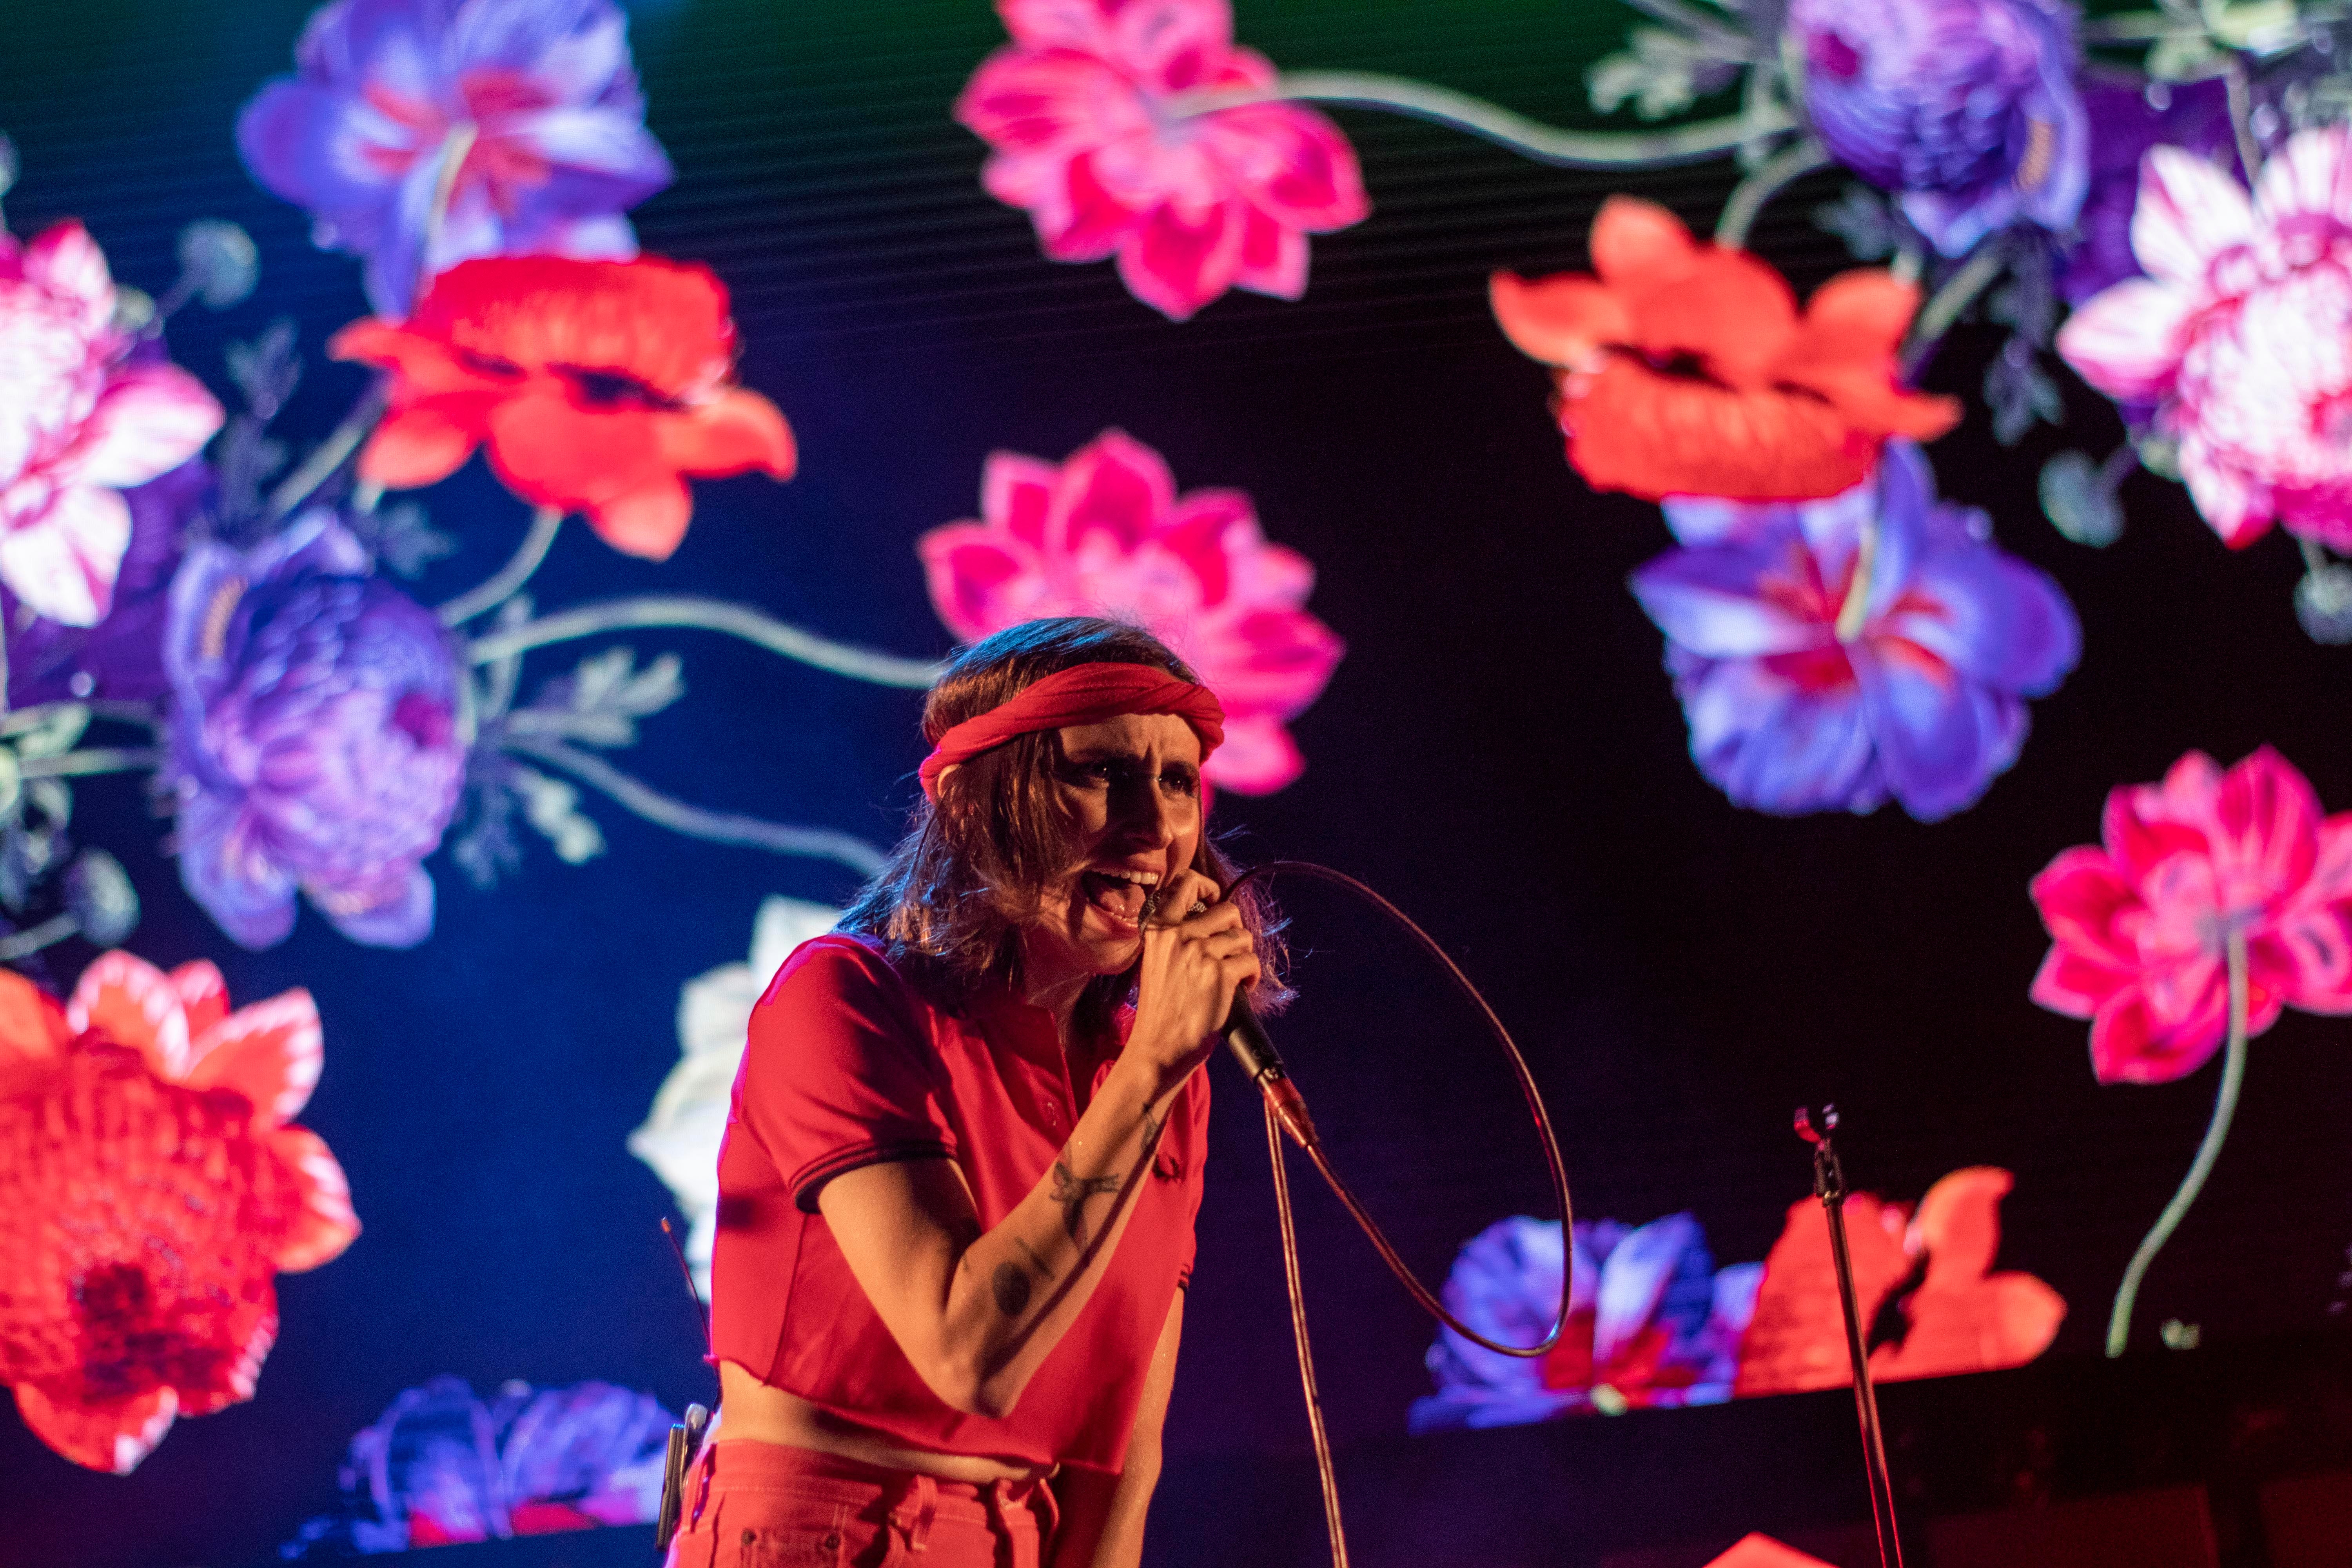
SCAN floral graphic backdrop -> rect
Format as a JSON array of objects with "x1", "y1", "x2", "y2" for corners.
[{"x1": 3, "y1": 0, "x2": 2352, "y2": 1562}]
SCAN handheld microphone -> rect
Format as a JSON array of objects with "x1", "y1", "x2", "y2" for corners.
[{"x1": 1224, "y1": 987, "x2": 1317, "y2": 1149}]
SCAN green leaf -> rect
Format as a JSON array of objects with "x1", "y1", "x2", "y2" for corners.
[
  {"x1": 509, "y1": 766, "x2": 607, "y2": 865},
  {"x1": 2038, "y1": 451, "x2": 2125, "y2": 547}
]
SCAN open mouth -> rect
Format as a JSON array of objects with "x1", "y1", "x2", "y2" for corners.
[{"x1": 1079, "y1": 866, "x2": 1160, "y2": 928}]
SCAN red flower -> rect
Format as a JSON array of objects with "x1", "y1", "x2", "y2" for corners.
[
  {"x1": 2029, "y1": 747, "x2": 2352, "y2": 1085},
  {"x1": 330, "y1": 255, "x2": 795, "y2": 561},
  {"x1": 0, "y1": 953, "x2": 356, "y2": 1472},
  {"x1": 1489, "y1": 198, "x2": 1959, "y2": 502},
  {"x1": 1734, "y1": 1168, "x2": 2063, "y2": 1397}
]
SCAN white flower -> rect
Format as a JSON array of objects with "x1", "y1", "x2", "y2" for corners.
[
  {"x1": 0, "y1": 222, "x2": 221, "y2": 625},
  {"x1": 628, "y1": 896, "x2": 839, "y2": 1294}
]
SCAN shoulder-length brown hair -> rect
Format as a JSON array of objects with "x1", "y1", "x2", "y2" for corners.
[{"x1": 839, "y1": 617, "x2": 1285, "y2": 1035}]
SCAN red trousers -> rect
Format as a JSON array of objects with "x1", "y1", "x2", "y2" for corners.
[{"x1": 665, "y1": 1440, "x2": 1060, "y2": 1568}]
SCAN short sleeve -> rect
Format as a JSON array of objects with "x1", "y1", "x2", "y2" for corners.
[{"x1": 736, "y1": 936, "x2": 958, "y2": 1211}]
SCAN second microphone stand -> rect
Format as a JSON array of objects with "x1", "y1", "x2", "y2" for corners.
[{"x1": 1793, "y1": 1105, "x2": 1905, "y2": 1568}]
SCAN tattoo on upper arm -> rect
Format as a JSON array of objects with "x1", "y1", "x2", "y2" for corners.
[
  {"x1": 991, "y1": 1261, "x2": 1033, "y2": 1316},
  {"x1": 1014, "y1": 1237, "x2": 1057, "y2": 1281},
  {"x1": 1050, "y1": 1159, "x2": 1123, "y2": 1247}
]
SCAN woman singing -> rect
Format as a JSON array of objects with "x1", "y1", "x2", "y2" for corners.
[{"x1": 668, "y1": 617, "x2": 1278, "y2": 1568}]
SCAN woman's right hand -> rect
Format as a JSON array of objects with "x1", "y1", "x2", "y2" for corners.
[{"x1": 1126, "y1": 870, "x2": 1260, "y2": 1097}]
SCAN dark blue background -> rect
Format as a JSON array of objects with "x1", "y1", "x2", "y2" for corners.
[{"x1": 3, "y1": 2, "x2": 2350, "y2": 1564}]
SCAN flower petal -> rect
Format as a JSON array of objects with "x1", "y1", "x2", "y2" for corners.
[
  {"x1": 655, "y1": 389, "x2": 794, "y2": 480},
  {"x1": 1677, "y1": 655, "x2": 1882, "y2": 815},
  {"x1": 981, "y1": 451, "x2": 1063, "y2": 548},
  {"x1": 1631, "y1": 542, "x2": 1824, "y2": 659},
  {"x1": 359, "y1": 403, "x2": 484, "y2": 491},
  {"x1": 12, "y1": 1384, "x2": 177, "y2": 1476},
  {"x1": 175, "y1": 788, "x2": 301, "y2": 951},
  {"x1": 1192, "y1": 103, "x2": 1368, "y2": 231},
  {"x1": 1489, "y1": 271, "x2": 1630, "y2": 367},
  {"x1": 918, "y1": 524, "x2": 1042, "y2": 642},
  {"x1": 2252, "y1": 124, "x2": 2352, "y2": 228},
  {"x1": 1593, "y1": 1213, "x2": 1702, "y2": 1368},
  {"x1": 168, "y1": 960, "x2": 232, "y2": 1040},
  {"x1": 1203, "y1": 711, "x2": 1305, "y2": 794},
  {"x1": 0, "y1": 970, "x2": 71, "y2": 1097},
  {"x1": 584, "y1": 473, "x2": 693, "y2": 561},
  {"x1": 2132, "y1": 144, "x2": 2255, "y2": 287},
  {"x1": 270, "y1": 1125, "x2": 363, "y2": 1272},
  {"x1": 66, "y1": 949, "x2": 190, "y2": 1080},
  {"x1": 2053, "y1": 278, "x2": 2195, "y2": 404},
  {"x1": 22, "y1": 221, "x2": 117, "y2": 337},
  {"x1": 0, "y1": 485, "x2": 133, "y2": 628},
  {"x1": 183, "y1": 988, "x2": 322, "y2": 1127},
  {"x1": 1853, "y1": 640, "x2": 2008, "y2": 822},
  {"x1": 1590, "y1": 197, "x2": 1701, "y2": 287},
  {"x1": 1116, "y1": 199, "x2": 1245, "y2": 321},
  {"x1": 307, "y1": 862, "x2": 436, "y2": 948},
  {"x1": 69, "y1": 365, "x2": 224, "y2": 489},
  {"x1": 2177, "y1": 433, "x2": 2273, "y2": 546},
  {"x1": 1052, "y1": 429, "x2": 1176, "y2": 556}
]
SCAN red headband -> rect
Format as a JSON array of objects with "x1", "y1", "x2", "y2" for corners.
[{"x1": 918, "y1": 662, "x2": 1225, "y2": 799}]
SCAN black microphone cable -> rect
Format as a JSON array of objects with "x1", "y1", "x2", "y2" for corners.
[{"x1": 1220, "y1": 860, "x2": 1576, "y2": 1568}]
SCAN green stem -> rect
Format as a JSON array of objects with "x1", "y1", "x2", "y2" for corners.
[
  {"x1": 467, "y1": 597, "x2": 942, "y2": 689},
  {"x1": 2106, "y1": 931, "x2": 2249, "y2": 1357},
  {"x1": 267, "y1": 377, "x2": 390, "y2": 521},
  {"x1": 1171, "y1": 71, "x2": 1790, "y2": 168},
  {"x1": 2221, "y1": 57, "x2": 2263, "y2": 181},
  {"x1": 505, "y1": 735, "x2": 886, "y2": 877},
  {"x1": 440, "y1": 506, "x2": 563, "y2": 626},
  {"x1": 1900, "y1": 240, "x2": 2010, "y2": 374},
  {"x1": 0, "y1": 912, "x2": 78, "y2": 963},
  {"x1": 1715, "y1": 137, "x2": 1832, "y2": 249},
  {"x1": 19, "y1": 748, "x2": 161, "y2": 779}
]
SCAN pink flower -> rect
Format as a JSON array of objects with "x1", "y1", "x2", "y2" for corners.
[
  {"x1": 954, "y1": 0, "x2": 1368, "y2": 321},
  {"x1": 2029, "y1": 748, "x2": 2352, "y2": 1085},
  {"x1": 0, "y1": 223, "x2": 222, "y2": 626},
  {"x1": 918, "y1": 428, "x2": 1343, "y2": 793},
  {"x1": 2057, "y1": 127, "x2": 2352, "y2": 549}
]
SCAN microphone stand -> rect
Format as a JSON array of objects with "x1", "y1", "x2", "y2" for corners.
[{"x1": 1793, "y1": 1106, "x2": 1904, "y2": 1568}]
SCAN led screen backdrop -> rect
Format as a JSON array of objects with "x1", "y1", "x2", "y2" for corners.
[{"x1": 2, "y1": 0, "x2": 2350, "y2": 1563}]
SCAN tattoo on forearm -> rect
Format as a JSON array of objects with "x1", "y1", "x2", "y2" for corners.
[
  {"x1": 1049, "y1": 1158, "x2": 1123, "y2": 1247},
  {"x1": 1140, "y1": 1102, "x2": 1167, "y2": 1154},
  {"x1": 1014, "y1": 1237, "x2": 1057, "y2": 1281},
  {"x1": 991, "y1": 1261, "x2": 1033, "y2": 1316}
]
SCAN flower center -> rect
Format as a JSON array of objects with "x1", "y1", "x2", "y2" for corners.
[
  {"x1": 550, "y1": 363, "x2": 683, "y2": 412},
  {"x1": 1808, "y1": 31, "x2": 1863, "y2": 81},
  {"x1": 2016, "y1": 118, "x2": 2056, "y2": 194}
]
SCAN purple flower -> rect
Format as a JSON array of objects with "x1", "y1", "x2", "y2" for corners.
[
  {"x1": 5, "y1": 457, "x2": 207, "y2": 708},
  {"x1": 1410, "y1": 1214, "x2": 1762, "y2": 1434},
  {"x1": 236, "y1": 0, "x2": 674, "y2": 317},
  {"x1": 1791, "y1": 0, "x2": 2089, "y2": 256},
  {"x1": 285, "y1": 1377, "x2": 673, "y2": 1555},
  {"x1": 164, "y1": 514, "x2": 465, "y2": 949},
  {"x1": 1632, "y1": 441, "x2": 2080, "y2": 822},
  {"x1": 2058, "y1": 78, "x2": 2238, "y2": 306}
]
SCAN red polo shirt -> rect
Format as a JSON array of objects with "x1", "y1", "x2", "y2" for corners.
[{"x1": 710, "y1": 934, "x2": 1209, "y2": 1474}]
